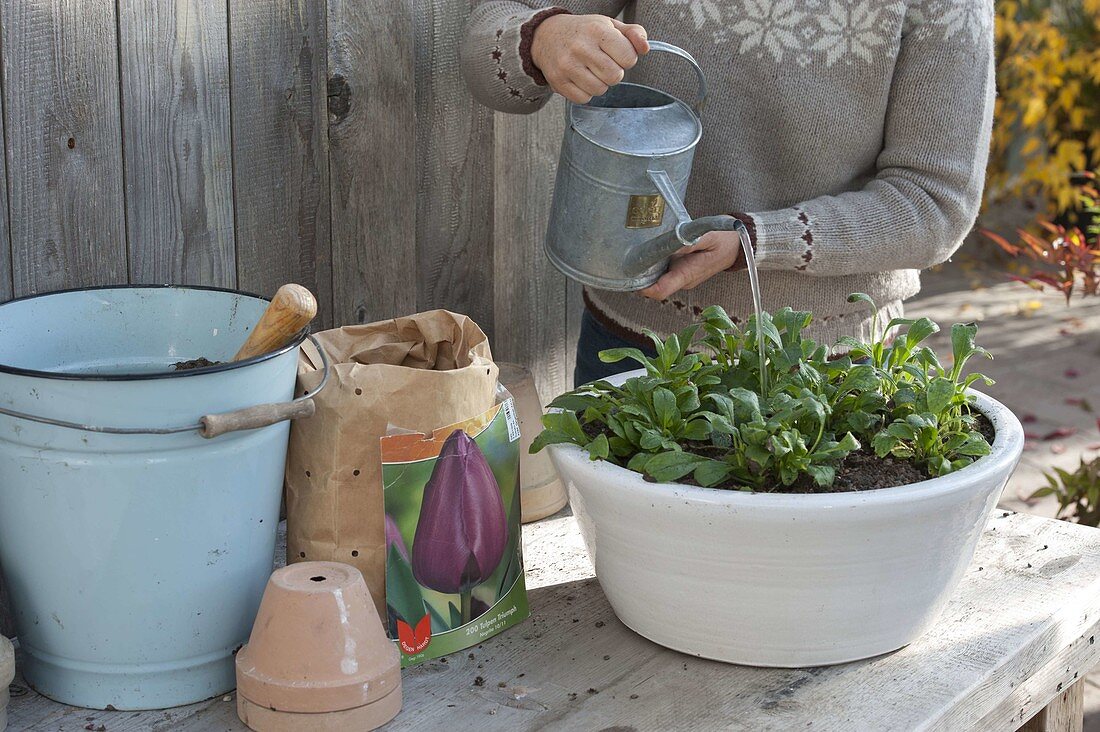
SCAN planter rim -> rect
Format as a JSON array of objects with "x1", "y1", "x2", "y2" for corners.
[{"x1": 547, "y1": 369, "x2": 1024, "y2": 509}]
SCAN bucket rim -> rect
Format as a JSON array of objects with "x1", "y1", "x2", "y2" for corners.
[{"x1": 0, "y1": 284, "x2": 309, "y2": 382}]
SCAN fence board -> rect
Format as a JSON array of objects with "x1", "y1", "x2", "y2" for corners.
[
  {"x1": 493, "y1": 100, "x2": 569, "y2": 399},
  {"x1": 118, "y1": 0, "x2": 235, "y2": 286},
  {"x1": 2, "y1": 0, "x2": 127, "y2": 295},
  {"x1": 229, "y1": 0, "x2": 332, "y2": 326},
  {"x1": 327, "y1": 0, "x2": 416, "y2": 326},
  {"x1": 413, "y1": 0, "x2": 494, "y2": 333},
  {"x1": 0, "y1": 14, "x2": 11, "y2": 301}
]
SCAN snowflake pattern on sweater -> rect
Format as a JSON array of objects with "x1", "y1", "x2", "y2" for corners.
[{"x1": 664, "y1": 0, "x2": 987, "y2": 65}]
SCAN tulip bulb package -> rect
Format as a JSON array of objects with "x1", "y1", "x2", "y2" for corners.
[{"x1": 380, "y1": 395, "x2": 529, "y2": 667}]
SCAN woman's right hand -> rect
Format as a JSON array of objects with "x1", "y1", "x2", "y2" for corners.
[{"x1": 531, "y1": 14, "x2": 649, "y2": 104}]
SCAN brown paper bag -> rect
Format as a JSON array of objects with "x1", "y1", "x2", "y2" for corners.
[{"x1": 285, "y1": 310, "x2": 499, "y2": 619}]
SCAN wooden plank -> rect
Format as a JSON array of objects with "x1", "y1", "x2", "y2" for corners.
[
  {"x1": 0, "y1": 579, "x2": 12, "y2": 638},
  {"x1": 413, "y1": 0, "x2": 494, "y2": 332},
  {"x1": 327, "y1": 0, "x2": 416, "y2": 326},
  {"x1": 2, "y1": 0, "x2": 127, "y2": 295},
  {"x1": 229, "y1": 0, "x2": 332, "y2": 326},
  {"x1": 11, "y1": 513, "x2": 1100, "y2": 730},
  {"x1": 391, "y1": 512, "x2": 1100, "y2": 730},
  {"x1": 492, "y1": 99, "x2": 569, "y2": 399},
  {"x1": 0, "y1": 17, "x2": 12, "y2": 302},
  {"x1": 0, "y1": 36, "x2": 9, "y2": 631},
  {"x1": 117, "y1": 0, "x2": 235, "y2": 286},
  {"x1": 1020, "y1": 678, "x2": 1085, "y2": 732}
]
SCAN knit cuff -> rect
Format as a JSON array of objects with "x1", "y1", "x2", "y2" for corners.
[
  {"x1": 519, "y1": 7, "x2": 571, "y2": 86},
  {"x1": 724, "y1": 213, "x2": 757, "y2": 272},
  {"x1": 747, "y1": 206, "x2": 816, "y2": 272}
]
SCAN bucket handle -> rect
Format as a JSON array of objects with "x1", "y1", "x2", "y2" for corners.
[{"x1": 0, "y1": 335, "x2": 331, "y2": 438}]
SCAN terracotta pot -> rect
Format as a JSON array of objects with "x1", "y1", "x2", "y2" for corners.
[
  {"x1": 549, "y1": 369, "x2": 1025, "y2": 667},
  {"x1": 235, "y1": 562, "x2": 401, "y2": 731},
  {"x1": 0, "y1": 635, "x2": 13, "y2": 731},
  {"x1": 498, "y1": 363, "x2": 568, "y2": 522}
]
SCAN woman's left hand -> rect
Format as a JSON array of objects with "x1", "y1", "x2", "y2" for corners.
[{"x1": 640, "y1": 230, "x2": 742, "y2": 301}]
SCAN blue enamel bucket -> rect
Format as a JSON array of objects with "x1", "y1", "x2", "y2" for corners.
[{"x1": 0, "y1": 286, "x2": 328, "y2": 710}]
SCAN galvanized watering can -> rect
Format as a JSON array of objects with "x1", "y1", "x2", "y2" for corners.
[{"x1": 544, "y1": 41, "x2": 748, "y2": 291}]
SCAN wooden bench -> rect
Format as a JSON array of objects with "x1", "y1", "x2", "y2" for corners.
[{"x1": 8, "y1": 510, "x2": 1100, "y2": 731}]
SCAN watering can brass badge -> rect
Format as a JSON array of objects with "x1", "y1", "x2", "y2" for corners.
[{"x1": 544, "y1": 41, "x2": 750, "y2": 291}]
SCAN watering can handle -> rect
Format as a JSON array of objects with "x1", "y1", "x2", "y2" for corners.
[
  {"x1": 0, "y1": 335, "x2": 332, "y2": 437},
  {"x1": 646, "y1": 41, "x2": 707, "y2": 111}
]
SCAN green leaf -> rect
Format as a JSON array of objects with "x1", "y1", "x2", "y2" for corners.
[
  {"x1": 652, "y1": 387, "x2": 678, "y2": 430},
  {"x1": 872, "y1": 431, "x2": 898, "y2": 457},
  {"x1": 385, "y1": 544, "x2": 426, "y2": 627},
  {"x1": 956, "y1": 434, "x2": 991, "y2": 457},
  {"x1": 627, "y1": 452, "x2": 653, "y2": 473},
  {"x1": 701, "y1": 305, "x2": 737, "y2": 330},
  {"x1": 599, "y1": 347, "x2": 653, "y2": 368},
  {"x1": 694, "y1": 460, "x2": 733, "y2": 487},
  {"x1": 926, "y1": 377, "x2": 956, "y2": 415},
  {"x1": 807, "y1": 464, "x2": 835, "y2": 487},
  {"x1": 645, "y1": 451, "x2": 709, "y2": 482},
  {"x1": 548, "y1": 393, "x2": 606, "y2": 413},
  {"x1": 962, "y1": 372, "x2": 995, "y2": 390},
  {"x1": 529, "y1": 429, "x2": 579, "y2": 454},
  {"x1": 586, "y1": 433, "x2": 610, "y2": 460},
  {"x1": 904, "y1": 317, "x2": 940, "y2": 349},
  {"x1": 886, "y1": 421, "x2": 917, "y2": 440},
  {"x1": 846, "y1": 292, "x2": 876, "y2": 309},
  {"x1": 448, "y1": 601, "x2": 463, "y2": 629},
  {"x1": 682, "y1": 419, "x2": 711, "y2": 442},
  {"x1": 639, "y1": 429, "x2": 666, "y2": 450},
  {"x1": 424, "y1": 601, "x2": 449, "y2": 633},
  {"x1": 541, "y1": 410, "x2": 587, "y2": 442},
  {"x1": 950, "y1": 322, "x2": 991, "y2": 379}
]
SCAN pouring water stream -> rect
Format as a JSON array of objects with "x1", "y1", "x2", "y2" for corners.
[{"x1": 736, "y1": 226, "x2": 768, "y2": 397}]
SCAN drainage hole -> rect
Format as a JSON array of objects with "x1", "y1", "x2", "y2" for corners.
[
  {"x1": 299, "y1": 552, "x2": 306, "y2": 558},
  {"x1": 310, "y1": 576, "x2": 326, "y2": 582},
  {"x1": 353, "y1": 469, "x2": 360, "y2": 476},
  {"x1": 351, "y1": 550, "x2": 359, "y2": 557},
  {"x1": 354, "y1": 388, "x2": 363, "y2": 396},
  {"x1": 305, "y1": 470, "x2": 311, "y2": 477}
]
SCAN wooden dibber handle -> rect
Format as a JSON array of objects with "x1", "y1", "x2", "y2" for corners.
[{"x1": 234, "y1": 284, "x2": 318, "y2": 361}]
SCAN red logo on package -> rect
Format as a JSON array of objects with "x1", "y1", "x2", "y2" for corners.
[{"x1": 397, "y1": 614, "x2": 431, "y2": 654}]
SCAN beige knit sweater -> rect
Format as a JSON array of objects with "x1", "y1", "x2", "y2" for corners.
[{"x1": 461, "y1": 0, "x2": 995, "y2": 346}]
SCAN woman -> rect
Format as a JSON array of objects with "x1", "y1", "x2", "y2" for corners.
[{"x1": 461, "y1": 1, "x2": 995, "y2": 386}]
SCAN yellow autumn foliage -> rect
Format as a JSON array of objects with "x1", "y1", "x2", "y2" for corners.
[{"x1": 990, "y1": 0, "x2": 1100, "y2": 212}]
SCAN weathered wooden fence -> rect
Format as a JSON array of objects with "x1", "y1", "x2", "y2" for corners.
[{"x1": 0, "y1": 0, "x2": 577, "y2": 635}]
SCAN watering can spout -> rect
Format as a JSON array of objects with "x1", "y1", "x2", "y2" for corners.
[{"x1": 621, "y1": 215, "x2": 747, "y2": 278}]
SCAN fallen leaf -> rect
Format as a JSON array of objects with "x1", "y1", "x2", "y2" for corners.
[
  {"x1": 1043, "y1": 428, "x2": 1077, "y2": 440},
  {"x1": 1022, "y1": 413, "x2": 1038, "y2": 424},
  {"x1": 1065, "y1": 369, "x2": 1080, "y2": 378},
  {"x1": 1024, "y1": 432, "x2": 1043, "y2": 440},
  {"x1": 1051, "y1": 444, "x2": 1067, "y2": 454},
  {"x1": 1064, "y1": 397, "x2": 1094, "y2": 412},
  {"x1": 1086, "y1": 442, "x2": 1100, "y2": 451},
  {"x1": 1023, "y1": 441, "x2": 1038, "y2": 452}
]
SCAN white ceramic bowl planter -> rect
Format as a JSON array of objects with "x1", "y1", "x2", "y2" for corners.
[{"x1": 548, "y1": 369, "x2": 1025, "y2": 667}]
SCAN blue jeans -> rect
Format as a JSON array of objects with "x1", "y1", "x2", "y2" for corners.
[{"x1": 574, "y1": 310, "x2": 658, "y2": 387}]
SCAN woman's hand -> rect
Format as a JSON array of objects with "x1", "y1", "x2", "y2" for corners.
[
  {"x1": 640, "y1": 230, "x2": 743, "y2": 301},
  {"x1": 531, "y1": 14, "x2": 649, "y2": 104}
]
